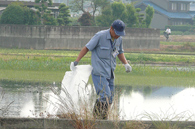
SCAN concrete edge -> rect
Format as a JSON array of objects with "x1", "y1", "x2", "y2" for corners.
[{"x1": 1, "y1": 117, "x2": 195, "y2": 129}]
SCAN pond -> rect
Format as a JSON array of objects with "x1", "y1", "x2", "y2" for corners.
[{"x1": 0, "y1": 80, "x2": 195, "y2": 121}]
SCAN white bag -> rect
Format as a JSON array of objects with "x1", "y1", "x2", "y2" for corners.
[{"x1": 46, "y1": 63, "x2": 94, "y2": 116}]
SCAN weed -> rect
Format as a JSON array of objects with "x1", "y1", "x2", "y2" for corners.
[
  {"x1": 0, "y1": 90, "x2": 14, "y2": 116},
  {"x1": 46, "y1": 83, "x2": 98, "y2": 129},
  {"x1": 123, "y1": 121, "x2": 151, "y2": 129},
  {"x1": 141, "y1": 106, "x2": 194, "y2": 129}
]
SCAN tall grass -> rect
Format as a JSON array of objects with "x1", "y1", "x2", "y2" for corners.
[
  {"x1": 0, "y1": 90, "x2": 14, "y2": 116},
  {"x1": 141, "y1": 107, "x2": 194, "y2": 129},
  {"x1": 45, "y1": 83, "x2": 154, "y2": 129}
]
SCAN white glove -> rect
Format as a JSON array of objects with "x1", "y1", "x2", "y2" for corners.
[
  {"x1": 124, "y1": 63, "x2": 132, "y2": 73},
  {"x1": 70, "y1": 62, "x2": 76, "y2": 71},
  {"x1": 70, "y1": 61, "x2": 78, "y2": 71}
]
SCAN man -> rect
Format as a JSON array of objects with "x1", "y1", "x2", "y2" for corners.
[
  {"x1": 72, "y1": 19, "x2": 132, "y2": 119},
  {"x1": 164, "y1": 27, "x2": 171, "y2": 41}
]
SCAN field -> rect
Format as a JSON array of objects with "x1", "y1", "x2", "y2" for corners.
[
  {"x1": 1, "y1": 37, "x2": 195, "y2": 128},
  {"x1": 160, "y1": 35, "x2": 195, "y2": 42},
  {"x1": 0, "y1": 44, "x2": 195, "y2": 87}
]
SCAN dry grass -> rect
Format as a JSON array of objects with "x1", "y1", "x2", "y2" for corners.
[
  {"x1": 0, "y1": 90, "x2": 14, "y2": 116},
  {"x1": 160, "y1": 35, "x2": 195, "y2": 42}
]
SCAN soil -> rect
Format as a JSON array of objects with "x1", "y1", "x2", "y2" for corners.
[
  {"x1": 160, "y1": 35, "x2": 195, "y2": 51},
  {"x1": 160, "y1": 35, "x2": 195, "y2": 42}
]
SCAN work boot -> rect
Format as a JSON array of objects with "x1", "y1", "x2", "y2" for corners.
[
  {"x1": 101, "y1": 101, "x2": 109, "y2": 120},
  {"x1": 93, "y1": 99, "x2": 101, "y2": 119},
  {"x1": 93, "y1": 99, "x2": 109, "y2": 120}
]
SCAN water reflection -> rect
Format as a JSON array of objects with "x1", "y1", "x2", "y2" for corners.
[
  {"x1": 0, "y1": 81, "x2": 195, "y2": 121},
  {"x1": 119, "y1": 86, "x2": 195, "y2": 121}
]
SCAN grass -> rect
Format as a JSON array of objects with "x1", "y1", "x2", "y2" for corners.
[
  {"x1": 160, "y1": 41, "x2": 195, "y2": 46},
  {"x1": 0, "y1": 48, "x2": 195, "y2": 86},
  {"x1": 1, "y1": 49, "x2": 195, "y2": 71},
  {"x1": 0, "y1": 69, "x2": 64, "y2": 83},
  {"x1": 1, "y1": 64, "x2": 195, "y2": 87},
  {"x1": 141, "y1": 107, "x2": 194, "y2": 129}
]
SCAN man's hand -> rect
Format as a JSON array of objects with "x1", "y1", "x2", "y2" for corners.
[
  {"x1": 124, "y1": 64, "x2": 132, "y2": 73},
  {"x1": 70, "y1": 61, "x2": 78, "y2": 71},
  {"x1": 74, "y1": 61, "x2": 78, "y2": 66}
]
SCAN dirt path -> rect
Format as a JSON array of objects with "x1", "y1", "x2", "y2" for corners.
[{"x1": 160, "y1": 35, "x2": 195, "y2": 42}]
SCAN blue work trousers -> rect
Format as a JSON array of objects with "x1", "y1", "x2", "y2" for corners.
[{"x1": 92, "y1": 74, "x2": 114, "y2": 104}]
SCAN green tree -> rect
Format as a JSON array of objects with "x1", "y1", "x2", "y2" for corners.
[
  {"x1": 111, "y1": 2, "x2": 126, "y2": 20},
  {"x1": 144, "y1": 5, "x2": 154, "y2": 28},
  {"x1": 69, "y1": 0, "x2": 86, "y2": 13},
  {"x1": 96, "y1": 5, "x2": 114, "y2": 27},
  {"x1": 78, "y1": 12, "x2": 92, "y2": 26},
  {"x1": 90, "y1": 0, "x2": 109, "y2": 20},
  {"x1": 57, "y1": 3, "x2": 71, "y2": 26},
  {"x1": 96, "y1": 6, "x2": 113, "y2": 27},
  {"x1": 23, "y1": 6, "x2": 41, "y2": 25},
  {"x1": 43, "y1": 10, "x2": 57, "y2": 25},
  {"x1": 0, "y1": 2, "x2": 40, "y2": 25},
  {"x1": 96, "y1": 2, "x2": 139, "y2": 27},
  {"x1": 96, "y1": 2, "x2": 127, "y2": 27},
  {"x1": 135, "y1": 8, "x2": 145, "y2": 28},
  {"x1": 0, "y1": 3, "x2": 24, "y2": 24},
  {"x1": 35, "y1": 0, "x2": 52, "y2": 24},
  {"x1": 125, "y1": 3, "x2": 138, "y2": 27}
]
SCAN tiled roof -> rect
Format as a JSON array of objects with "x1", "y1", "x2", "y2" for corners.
[
  {"x1": 139, "y1": 1, "x2": 194, "y2": 19},
  {"x1": 188, "y1": 11, "x2": 195, "y2": 17}
]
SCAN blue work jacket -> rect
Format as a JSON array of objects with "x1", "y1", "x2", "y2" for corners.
[{"x1": 86, "y1": 29, "x2": 124, "y2": 79}]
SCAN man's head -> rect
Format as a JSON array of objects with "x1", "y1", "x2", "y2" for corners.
[{"x1": 111, "y1": 19, "x2": 125, "y2": 37}]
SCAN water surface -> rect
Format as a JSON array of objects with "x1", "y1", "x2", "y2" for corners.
[{"x1": 0, "y1": 81, "x2": 195, "y2": 121}]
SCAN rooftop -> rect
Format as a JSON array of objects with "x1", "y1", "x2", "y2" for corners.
[{"x1": 140, "y1": 1, "x2": 195, "y2": 19}]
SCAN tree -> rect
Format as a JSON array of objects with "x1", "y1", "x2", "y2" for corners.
[
  {"x1": 96, "y1": 5, "x2": 114, "y2": 27},
  {"x1": 96, "y1": 2, "x2": 127, "y2": 27},
  {"x1": 57, "y1": 3, "x2": 71, "y2": 26},
  {"x1": 69, "y1": 0, "x2": 86, "y2": 13},
  {"x1": 78, "y1": 12, "x2": 92, "y2": 26},
  {"x1": 95, "y1": 2, "x2": 154, "y2": 28},
  {"x1": 43, "y1": 10, "x2": 57, "y2": 25},
  {"x1": 70, "y1": 0, "x2": 109, "y2": 24},
  {"x1": 35, "y1": 0, "x2": 53, "y2": 24},
  {"x1": 111, "y1": 2, "x2": 126, "y2": 20},
  {"x1": 144, "y1": 5, "x2": 154, "y2": 28},
  {"x1": 135, "y1": 8, "x2": 145, "y2": 28},
  {"x1": 90, "y1": 0, "x2": 109, "y2": 20},
  {"x1": 0, "y1": 3, "x2": 24, "y2": 24},
  {"x1": 125, "y1": 4, "x2": 139, "y2": 27},
  {"x1": 23, "y1": 6, "x2": 41, "y2": 25},
  {"x1": 0, "y1": 2, "x2": 40, "y2": 25}
]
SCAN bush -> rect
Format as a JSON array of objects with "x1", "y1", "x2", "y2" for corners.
[{"x1": 0, "y1": 3, "x2": 24, "y2": 24}]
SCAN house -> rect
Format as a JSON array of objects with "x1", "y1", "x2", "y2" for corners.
[
  {"x1": 135, "y1": 0, "x2": 195, "y2": 29},
  {"x1": 0, "y1": 7, "x2": 6, "y2": 15},
  {"x1": 0, "y1": 0, "x2": 60, "y2": 18}
]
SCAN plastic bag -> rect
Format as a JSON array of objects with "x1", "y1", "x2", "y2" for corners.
[{"x1": 46, "y1": 63, "x2": 94, "y2": 116}]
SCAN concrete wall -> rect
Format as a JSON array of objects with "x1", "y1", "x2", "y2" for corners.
[
  {"x1": 0, "y1": 117, "x2": 195, "y2": 129},
  {"x1": 0, "y1": 25, "x2": 160, "y2": 51}
]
